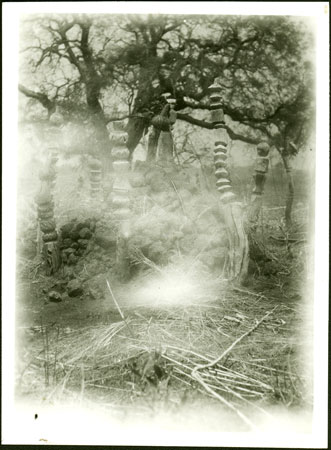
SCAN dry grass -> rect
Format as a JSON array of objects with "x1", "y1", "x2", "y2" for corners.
[
  {"x1": 15, "y1": 161, "x2": 313, "y2": 431},
  {"x1": 16, "y1": 281, "x2": 312, "y2": 430}
]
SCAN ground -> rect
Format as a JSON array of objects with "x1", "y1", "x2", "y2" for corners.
[{"x1": 14, "y1": 160, "x2": 314, "y2": 435}]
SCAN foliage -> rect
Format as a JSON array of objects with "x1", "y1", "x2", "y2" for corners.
[
  {"x1": 126, "y1": 163, "x2": 230, "y2": 272},
  {"x1": 19, "y1": 14, "x2": 314, "y2": 154}
]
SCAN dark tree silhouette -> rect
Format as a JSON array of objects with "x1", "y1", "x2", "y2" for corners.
[{"x1": 19, "y1": 13, "x2": 314, "y2": 222}]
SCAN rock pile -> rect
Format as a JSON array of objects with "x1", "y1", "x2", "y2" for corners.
[{"x1": 59, "y1": 218, "x2": 96, "y2": 266}]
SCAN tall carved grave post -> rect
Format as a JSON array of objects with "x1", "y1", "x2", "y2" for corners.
[
  {"x1": 248, "y1": 141, "x2": 270, "y2": 227},
  {"x1": 157, "y1": 94, "x2": 177, "y2": 162},
  {"x1": 109, "y1": 122, "x2": 132, "y2": 280},
  {"x1": 35, "y1": 160, "x2": 59, "y2": 274},
  {"x1": 34, "y1": 111, "x2": 62, "y2": 274},
  {"x1": 35, "y1": 183, "x2": 61, "y2": 274},
  {"x1": 45, "y1": 110, "x2": 63, "y2": 204},
  {"x1": 88, "y1": 156, "x2": 103, "y2": 202},
  {"x1": 282, "y1": 142, "x2": 297, "y2": 228},
  {"x1": 147, "y1": 93, "x2": 176, "y2": 162},
  {"x1": 209, "y1": 82, "x2": 249, "y2": 282}
]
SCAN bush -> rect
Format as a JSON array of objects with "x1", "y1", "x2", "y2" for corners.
[
  {"x1": 128, "y1": 207, "x2": 185, "y2": 266},
  {"x1": 127, "y1": 177, "x2": 229, "y2": 274}
]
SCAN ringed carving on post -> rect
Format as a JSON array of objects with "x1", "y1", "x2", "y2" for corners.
[
  {"x1": 35, "y1": 175, "x2": 61, "y2": 274},
  {"x1": 88, "y1": 156, "x2": 102, "y2": 200},
  {"x1": 109, "y1": 123, "x2": 132, "y2": 280},
  {"x1": 208, "y1": 81, "x2": 249, "y2": 283},
  {"x1": 249, "y1": 141, "x2": 270, "y2": 226}
]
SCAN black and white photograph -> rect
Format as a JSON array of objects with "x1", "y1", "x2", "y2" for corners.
[{"x1": 2, "y1": 2, "x2": 329, "y2": 447}]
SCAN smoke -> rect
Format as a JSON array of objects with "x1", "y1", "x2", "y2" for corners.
[{"x1": 123, "y1": 260, "x2": 224, "y2": 308}]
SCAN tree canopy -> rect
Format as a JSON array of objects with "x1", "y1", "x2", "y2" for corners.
[{"x1": 19, "y1": 13, "x2": 315, "y2": 153}]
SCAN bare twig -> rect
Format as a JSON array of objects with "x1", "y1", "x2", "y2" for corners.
[
  {"x1": 170, "y1": 179, "x2": 186, "y2": 216},
  {"x1": 106, "y1": 279, "x2": 134, "y2": 337},
  {"x1": 190, "y1": 308, "x2": 276, "y2": 429},
  {"x1": 193, "y1": 308, "x2": 276, "y2": 374},
  {"x1": 106, "y1": 279, "x2": 125, "y2": 320}
]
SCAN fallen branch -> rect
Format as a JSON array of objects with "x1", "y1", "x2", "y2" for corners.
[
  {"x1": 191, "y1": 308, "x2": 276, "y2": 430},
  {"x1": 193, "y1": 308, "x2": 276, "y2": 373}
]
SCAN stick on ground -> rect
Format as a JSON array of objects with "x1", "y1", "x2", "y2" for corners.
[
  {"x1": 106, "y1": 279, "x2": 135, "y2": 337},
  {"x1": 193, "y1": 307, "x2": 277, "y2": 373},
  {"x1": 191, "y1": 307, "x2": 277, "y2": 429}
]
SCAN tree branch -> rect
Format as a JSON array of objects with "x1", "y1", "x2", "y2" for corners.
[
  {"x1": 18, "y1": 84, "x2": 56, "y2": 117},
  {"x1": 176, "y1": 113, "x2": 259, "y2": 145},
  {"x1": 57, "y1": 28, "x2": 85, "y2": 77}
]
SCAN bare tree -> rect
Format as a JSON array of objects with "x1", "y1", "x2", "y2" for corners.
[{"x1": 20, "y1": 13, "x2": 314, "y2": 221}]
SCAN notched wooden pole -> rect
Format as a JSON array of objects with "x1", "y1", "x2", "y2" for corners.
[
  {"x1": 147, "y1": 93, "x2": 176, "y2": 163},
  {"x1": 281, "y1": 142, "x2": 296, "y2": 228},
  {"x1": 88, "y1": 156, "x2": 103, "y2": 202},
  {"x1": 35, "y1": 165, "x2": 61, "y2": 275},
  {"x1": 157, "y1": 95, "x2": 177, "y2": 163},
  {"x1": 109, "y1": 123, "x2": 132, "y2": 280},
  {"x1": 248, "y1": 141, "x2": 270, "y2": 227},
  {"x1": 209, "y1": 82, "x2": 249, "y2": 283},
  {"x1": 34, "y1": 112, "x2": 63, "y2": 274}
]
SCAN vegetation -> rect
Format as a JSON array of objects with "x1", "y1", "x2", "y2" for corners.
[
  {"x1": 20, "y1": 14, "x2": 314, "y2": 144},
  {"x1": 16, "y1": 13, "x2": 315, "y2": 433}
]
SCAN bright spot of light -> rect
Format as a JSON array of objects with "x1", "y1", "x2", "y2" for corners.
[{"x1": 131, "y1": 265, "x2": 221, "y2": 307}]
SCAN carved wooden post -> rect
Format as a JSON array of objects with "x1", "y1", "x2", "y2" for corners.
[
  {"x1": 157, "y1": 93, "x2": 176, "y2": 162},
  {"x1": 148, "y1": 93, "x2": 176, "y2": 162},
  {"x1": 282, "y1": 142, "x2": 296, "y2": 228},
  {"x1": 209, "y1": 82, "x2": 249, "y2": 282},
  {"x1": 34, "y1": 110, "x2": 64, "y2": 274},
  {"x1": 35, "y1": 180, "x2": 61, "y2": 274},
  {"x1": 48, "y1": 110, "x2": 63, "y2": 164},
  {"x1": 45, "y1": 112, "x2": 62, "y2": 193},
  {"x1": 88, "y1": 156, "x2": 102, "y2": 201},
  {"x1": 249, "y1": 141, "x2": 270, "y2": 226},
  {"x1": 209, "y1": 82, "x2": 225, "y2": 128},
  {"x1": 47, "y1": 147, "x2": 58, "y2": 189},
  {"x1": 110, "y1": 123, "x2": 132, "y2": 280},
  {"x1": 39, "y1": 158, "x2": 56, "y2": 193},
  {"x1": 146, "y1": 125, "x2": 161, "y2": 162}
]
